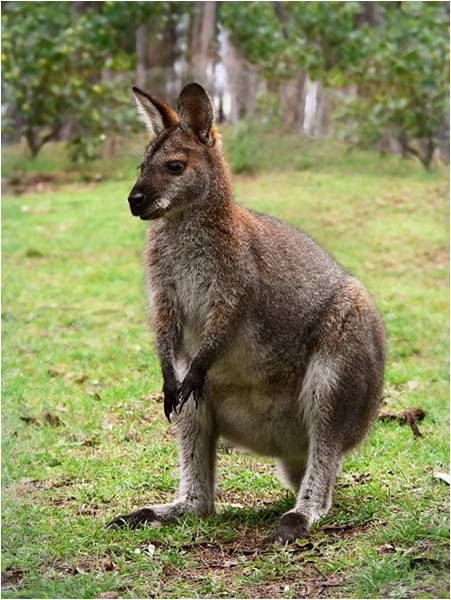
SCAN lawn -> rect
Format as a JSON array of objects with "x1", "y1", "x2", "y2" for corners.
[{"x1": 2, "y1": 143, "x2": 450, "y2": 598}]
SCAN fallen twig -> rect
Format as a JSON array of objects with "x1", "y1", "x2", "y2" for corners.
[{"x1": 378, "y1": 407, "x2": 426, "y2": 438}]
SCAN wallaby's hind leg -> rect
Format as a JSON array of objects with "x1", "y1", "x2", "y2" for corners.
[
  {"x1": 108, "y1": 388, "x2": 217, "y2": 529},
  {"x1": 273, "y1": 364, "x2": 380, "y2": 545},
  {"x1": 273, "y1": 359, "x2": 379, "y2": 544},
  {"x1": 273, "y1": 355, "x2": 347, "y2": 544},
  {"x1": 273, "y1": 435, "x2": 343, "y2": 544},
  {"x1": 273, "y1": 282, "x2": 384, "y2": 544},
  {"x1": 277, "y1": 457, "x2": 307, "y2": 493}
]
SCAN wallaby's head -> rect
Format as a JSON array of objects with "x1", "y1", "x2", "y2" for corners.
[{"x1": 129, "y1": 82, "x2": 226, "y2": 220}]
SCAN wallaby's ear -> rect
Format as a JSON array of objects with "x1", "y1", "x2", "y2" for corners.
[
  {"x1": 132, "y1": 86, "x2": 179, "y2": 138},
  {"x1": 177, "y1": 82, "x2": 215, "y2": 146}
]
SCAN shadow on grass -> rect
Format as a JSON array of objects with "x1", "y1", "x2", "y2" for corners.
[
  {"x1": 105, "y1": 496, "x2": 295, "y2": 541},
  {"x1": 212, "y1": 496, "x2": 294, "y2": 526}
]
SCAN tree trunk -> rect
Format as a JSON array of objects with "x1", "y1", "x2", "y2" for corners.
[
  {"x1": 142, "y1": 5, "x2": 183, "y2": 104},
  {"x1": 136, "y1": 22, "x2": 148, "y2": 88},
  {"x1": 312, "y1": 81, "x2": 330, "y2": 137},
  {"x1": 159, "y1": 5, "x2": 180, "y2": 106},
  {"x1": 189, "y1": 1, "x2": 217, "y2": 86},
  {"x1": 25, "y1": 130, "x2": 41, "y2": 158},
  {"x1": 356, "y1": 1, "x2": 382, "y2": 27},
  {"x1": 280, "y1": 72, "x2": 307, "y2": 131},
  {"x1": 398, "y1": 132, "x2": 435, "y2": 170},
  {"x1": 24, "y1": 123, "x2": 61, "y2": 159},
  {"x1": 223, "y1": 39, "x2": 260, "y2": 121}
]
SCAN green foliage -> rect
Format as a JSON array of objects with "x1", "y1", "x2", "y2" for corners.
[
  {"x1": 220, "y1": 1, "x2": 365, "y2": 82},
  {"x1": 1, "y1": 1, "x2": 449, "y2": 168},
  {"x1": 1, "y1": 2, "x2": 153, "y2": 160},
  {"x1": 227, "y1": 120, "x2": 264, "y2": 173},
  {"x1": 220, "y1": 1, "x2": 449, "y2": 169},
  {"x1": 338, "y1": 2, "x2": 450, "y2": 169}
]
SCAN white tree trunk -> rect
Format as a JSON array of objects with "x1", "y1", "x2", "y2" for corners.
[{"x1": 189, "y1": 1, "x2": 217, "y2": 86}]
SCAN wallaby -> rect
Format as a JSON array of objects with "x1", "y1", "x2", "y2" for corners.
[{"x1": 107, "y1": 83, "x2": 386, "y2": 544}]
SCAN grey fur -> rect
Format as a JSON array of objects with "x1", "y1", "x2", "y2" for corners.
[{"x1": 109, "y1": 83, "x2": 386, "y2": 545}]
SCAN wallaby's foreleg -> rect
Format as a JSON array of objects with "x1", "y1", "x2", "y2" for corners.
[
  {"x1": 152, "y1": 297, "x2": 181, "y2": 421},
  {"x1": 107, "y1": 395, "x2": 217, "y2": 529},
  {"x1": 176, "y1": 297, "x2": 241, "y2": 412}
]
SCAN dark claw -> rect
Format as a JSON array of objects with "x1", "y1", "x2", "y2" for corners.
[
  {"x1": 164, "y1": 398, "x2": 172, "y2": 423},
  {"x1": 176, "y1": 384, "x2": 192, "y2": 412},
  {"x1": 175, "y1": 368, "x2": 205, "y2": 415},
  {"x1": 106, "y1": 508, "x2": 158, "y2": 530},
  {"x1": 163, "y1": 385, "x2": 178, "y2": 423},
  {"x1": 193, "y1": 387, "x2": 203, "y2": 408}
]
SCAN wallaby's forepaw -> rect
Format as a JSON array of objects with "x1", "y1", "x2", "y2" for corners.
[
  {"x1": 163, "y1": 382, "x2": 178, "y2": 422},
  {"x1": 176, "y1": 367, "x2": 205, "y2": 413},
  {"x1": 106, "y1": 508, "x2": 163, "y2": 530},
  {"x1": 272, "y1": 512, "x2": 309, "y2": 546}
]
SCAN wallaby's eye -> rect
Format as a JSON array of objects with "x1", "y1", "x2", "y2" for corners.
[{"x1": 166, "y1": 160, "x2": 185, "y2": 175}]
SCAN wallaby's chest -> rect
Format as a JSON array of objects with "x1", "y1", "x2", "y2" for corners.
[{"x1": 149, "y1": 229, "x2": 218, "y2": 329}]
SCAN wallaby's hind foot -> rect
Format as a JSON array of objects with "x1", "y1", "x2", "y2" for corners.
[
  {"x1": 107, "y1": 507, "x2": 163, "y2": 529},
  {"x1": 272, "y1": 512, "x2": 309, "y2": 545},
  {"x1": 107, "y1": 500, "x2": 214, "y2": 530}
]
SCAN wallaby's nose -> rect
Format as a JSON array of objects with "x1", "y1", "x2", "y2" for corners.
[
  {"x1": 128, "y1": 191, "x2": 146, "y2": 207},
  {"x1": 128, "y1": 190, "x2": 148, "y2": 216}
]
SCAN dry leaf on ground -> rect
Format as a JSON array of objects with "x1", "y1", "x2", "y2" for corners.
[{"x1": 433, "y1": 472, "x2": 450, "y2": 485}]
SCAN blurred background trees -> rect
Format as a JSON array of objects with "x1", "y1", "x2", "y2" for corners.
[{"x1": 2, "y1": 0, "x2": 449, "y2": 169}]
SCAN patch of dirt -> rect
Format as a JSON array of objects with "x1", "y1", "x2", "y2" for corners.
[
  {"x1": 181, "y1": 530, "x2": 272, "y2": 559},
  {"x1": 217, "y1": 486, "x2": 283, "y2": 508},
  {"x1": 3, "y1": 173, "x2": 56, "y2": 195},
  {"x1": 44, "y1": 556, "x2": 91, "y2": 578},
  {"x1": 19, "y1": 415, "x2": 40, "y2": 425},
  {"x1": 44, "y1": 552, "x2": 118, "y2": 579},
  {"x1": 422, "y1": 243, "x2": 450, "y2": 269},
  {"x1": 76, "y1": 502, "x2": 103, "y2": 516},
  {"x1": 19, "y1": 410, "x2": 65, "y2": 428},
  {"x1": 42, "y1": 410, "x2": 64, "y2": 426},
  {"x1": 240, "y1": 573, "x2": 347, "y2": 599},
  {"x1": 156, "y1": 530, "x2": 447, "y2": 598},
  {"x1": 48, "y1": 494, "x2": 81, "y2": 508},
  {"x1": 1, "y1": 567, "x2": 26, "y2": 589},
  {"x1": 159, "y1": 551, "x2": 346, "y2": 599},
  {"x1": 142, "y1": 392, "x2": 164, "y2": 403},
  {"x1": 337, "y1": 471, "x2": 372, "y2": 488},
  {"x1": 5, "y1": 477, "x2": 75, "y2": 498},
  {"x1": 3, "y1": 172, "x2": 104, "y2": 195}
]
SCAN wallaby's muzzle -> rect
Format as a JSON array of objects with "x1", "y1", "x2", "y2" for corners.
[{"x1": 128, "y1": 184, "x2": 162, "y2": 220}]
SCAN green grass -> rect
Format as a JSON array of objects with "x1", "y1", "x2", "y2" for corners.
[{"x1": 2, "y1": 143, "x2": 449, "y2": 598}]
